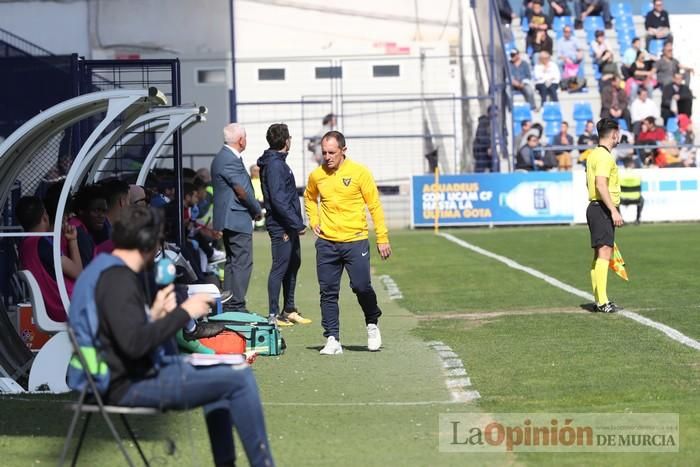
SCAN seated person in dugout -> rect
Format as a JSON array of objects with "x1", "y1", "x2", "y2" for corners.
[
  {"x1": 73, "y1": 205, "x2": 274, "y2": 467},
  {"x1": 16, "y1": 196, "x2": 83, "y2": 322}
]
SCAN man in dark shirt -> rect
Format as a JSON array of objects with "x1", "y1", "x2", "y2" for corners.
[
  {"x1": 578, "y1": 120, "x2": 599, "y2": 146},
  {"x1": 661, "y1": 72, "x2": 694, "y2": 124},
  {"x1": 645, "y1": 0, "x2": 672, "y2": 46},
  {"x1": 526, "y1": 1, "x2": 550, "y2": 49},
  {"x1": 88, "y1": 205, "x2": 274, "y2": 467},
  {"x1": 575, "y1": 0, "x2": 613, "y2": 29}
]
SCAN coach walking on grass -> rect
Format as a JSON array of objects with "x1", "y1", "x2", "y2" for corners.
[
  {"x1": 304, "y1": 131, "x2": 391, "y2": 355},
  {"x1": 586, "y1": 117, "x2": 624, "y2": 313},
  {"x1": 257, "y1": 123, "x2": 312, "y2": 327}
]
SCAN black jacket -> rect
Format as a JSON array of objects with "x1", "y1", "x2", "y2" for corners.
[{"x1": 256, "y1": 149, "x2": 305, "y2": 235}]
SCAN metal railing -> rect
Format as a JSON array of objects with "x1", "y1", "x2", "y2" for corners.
[{"x1": 0, "y1": 26, "x2": 53, "y2": 57}]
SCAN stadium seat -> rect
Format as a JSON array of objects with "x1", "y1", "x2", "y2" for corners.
[
  {"x1": 640, "y1": 1, "x2": 653, "y2": 15},
  {"x1": 521, "y1": 16, "x2": 529, "y2": 34},
  {"x1": 542, "y1": 102, "x2": 562, "y2": 122},
  {"x1": 583, "y1": 16, "x2": 604, "y2": 33},
  {"x1": 513, "y1": 104, "x2": 532, "y2": 124},
  {"x1": 648, "y1": 39, "x2": 664, "y2": 56},
  {"x1": 576, "y1": 120, "x2": 587, "y2": 135},
  {"x1": 618, "y1": 119, "x2": 629, "y2": 131},
  {"x1": 666, "y1": 116, "x2": 679, "y2": 133},
  {"x1": 545, "y1": 120, "x2": 562, "y2": 137},
  {"x1": 614, "y1": 2, "x2": 633, "y2": 17},
  {"x1": 552, "y1": 16, "x2": 574, "y2": 37},
  {"x1": 573, "y1": 102, "x2": 594, "y2": 122}
]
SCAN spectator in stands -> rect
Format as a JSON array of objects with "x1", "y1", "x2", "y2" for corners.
[
  {"x1": 516, "y1": 134, "x2": 545, "y2": 170},
  {"x1": 630, "y1": 87, "x2": 661, "y2": 134},
  {"x1": 645, "y1": 0, "x2": 672, "y2": 47},
  {"x1": 655, "y1": 42, "x2": 693, "y2": 88},
  {"x1": 498, "y1": 0, "x2": 515, "y2": 30},
  {"x1": 575, "y1": 0, "x2": 613, "y2": 30},
  {"x1": 601, "y1": 76, "x2": 631, "y2": 129},
  {"x1": 551, "y1": 121, "x2": 574, "y2": 170},
  {"x1": 578, "y1": 120, "x2": 599, "y2": 146},
  {"x1": 526, "y1": 1, "x2": 550, "y2": 51},
  {"x1": 638, "y1": 116, "x2": 666, "y2": 165},
  {"x1": 534, "y1": 51, "x2": 561, "y2": 103},
  {"x1": 622, "y1": 37, "x2": 642, "y2": 71},
  {"x1": 590, "y1": 30, "x2": 613, "y2": 67},
  {"x1": 676, "y1": 114, "x2": 697, "y2": 166},
  {"x1": 531, "y1": 29, "x2": 554, "y2": 63},
  {"x1": 96, "y1": 179, "x2": 130, "y2": 255},
  {"x1": 70, "y1": 184, "x2": 108, "y2": 266},
  {"x1": 661, "y1": 72, "x2": 693, "y2": 124},
  {"x1": 515, "y1": 119, "x2": 533, "y2": 151},
  {"x1": 557, "y1": 26, "x2": 584, "y2": 73},
  {"x1": 509, "y1": 49, "x2": 538, "y2": 110},
  {"x1": 17, "y1": 196, "x2": 82, "y2": 322},
  {"x1": 547, "y1": 0, "x2": 571, "y2": 22},
  {"x1": 625, "y1": 50, "x2": 657, "y2": 98},
  {"x1": 473, "y1": 111, "x2": 493, "y2": 172}
]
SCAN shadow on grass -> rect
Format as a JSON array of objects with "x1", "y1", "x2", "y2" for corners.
[{"x1": 579, "y1": 302, "x2": 598, "y2": 313}]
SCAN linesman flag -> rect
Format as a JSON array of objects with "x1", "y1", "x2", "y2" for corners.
[{"x1": 609, "y1": 242, "x2": 628, "y2": 281}]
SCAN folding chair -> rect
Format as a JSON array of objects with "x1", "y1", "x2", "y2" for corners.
[{"x1": 59, "y1": 327, "x2": 159, "y2": 467}]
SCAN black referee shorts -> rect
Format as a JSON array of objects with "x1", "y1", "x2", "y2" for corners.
[{"x1": 586, "y1": 201, "x2": 615, "y2": 248}]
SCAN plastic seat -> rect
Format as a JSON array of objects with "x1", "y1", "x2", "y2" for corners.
[
  {"x1": 573, "y1": 102, "x2": 594, "y2": 122},
  {"x1": 648, "y1": 39, "x2": 664, "y2": 56},
  {"x1": 666, "y1": 116, "x2": 679, "y2": 133},
  {"x1": 576, "y1": 120, "x2": 587, "y2": 135},
  {"x1": 618, "y1": 119, "x2": 629, "y2": 131},
  {"x1": 513, "y1": 104, "x2": 533, "y2": 123},
  {"x1": 545, "y1": 120, "x2": 562, "y2": 137},
  {"x1": 614, "y1": 2, "x2": 633, "y2": 16},
  {"x1": 521, "y1": 17, "x2": 529, "y2": 34},
  {"x1": 542, "y1": 102, "x2": 562, "y2": 122},
  {"x1": 583, "y1": 16, "x2": 604, "y2": 32}
]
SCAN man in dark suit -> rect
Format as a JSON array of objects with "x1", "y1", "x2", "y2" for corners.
[{"x1": 211, "y1": 123, "x2": 262, "y2": 311}]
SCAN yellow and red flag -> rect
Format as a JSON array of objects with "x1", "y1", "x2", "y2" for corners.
[{"x1": 609, "y1": 242, "x2": 629, "y2": 281}]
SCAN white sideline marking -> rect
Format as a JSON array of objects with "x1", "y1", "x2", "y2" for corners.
[
  {"x1": 446, "y1": 368, "x2": 468, "y2": 377},
  {"x1": 445, "y1": 377, "x2": 472, "y2": 388},
  {"x1": 438, "y1": 351, "x2": 459, "y2": 359},
  {"x1": 440, "y1": 233, "x2": 700, "y2": 352},
  {"x1": 433, "y1": 345, "x2": 453, "y2": 352},
  {"x1": 426, "y1": 341, "x2": 445, "y2": 347},
  {"x1": 442, "y1": 359, "x2": 464, "y2": 369},
  {"x1": 379, "y1": 275, "x2": 404, "y2": 300},
  {"x1": 451, "y1": 390, "x2": 481, "y2": 402}
]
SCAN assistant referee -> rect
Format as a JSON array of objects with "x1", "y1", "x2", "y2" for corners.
[
  {"x1": 304, "y1": 131, "x2": 392, "y2": 355},
  {"x1": 586, "y1": 117, "x2": 624, "y2": 313}
]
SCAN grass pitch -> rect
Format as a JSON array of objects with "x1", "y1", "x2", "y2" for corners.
[{"x1": 1, "y1": 223, "x2": 698, "y2": 466}]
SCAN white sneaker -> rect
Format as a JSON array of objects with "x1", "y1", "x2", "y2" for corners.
[
  {"x1": 319, "y1": 336, "x2": 343, "y2": 355},
  {"x1": 367, "y1": 324, "x2": 382, "y2": 351},
  {"x1": 208, "y1": 249, "x2": 226, "y2": 264}
]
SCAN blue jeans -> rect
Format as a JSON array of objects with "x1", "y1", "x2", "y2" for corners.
[
  {"x1": 315, "y1": 238, "x2": 382, "y2": 340},
  {"x1": 117, "y1": 356, "x2": 274, "y2": 467}
]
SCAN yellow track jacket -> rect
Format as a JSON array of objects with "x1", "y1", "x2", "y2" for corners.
[{"x1": 304, "y1": 158, "x2": 389, "y2": 244}]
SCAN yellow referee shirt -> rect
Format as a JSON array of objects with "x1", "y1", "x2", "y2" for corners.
[
  {"x1": 586, "y1": 146, "x2": 621, "y2": 207},
  {"x1": 304, "y1": 158, "x2": 389, "y2": 244}
]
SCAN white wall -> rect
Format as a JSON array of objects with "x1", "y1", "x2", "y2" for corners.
[{"x1": 0, "y1": 0, "x2": 89, "y2": 56}]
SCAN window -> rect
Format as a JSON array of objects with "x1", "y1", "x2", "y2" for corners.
[
  {"x1": 372, "y1": 65, "x2": 400, "y2": 77},
  {"x1": 258, "y1": 68, "x2": 285, "y2": 81},
  {"x1": 196, "y1": 69, "x2": 226, "y2": 85},
  {"x1": 315, "y1": 66, "x2": 342, "y2": 79}
]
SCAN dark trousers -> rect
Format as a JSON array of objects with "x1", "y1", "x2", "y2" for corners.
[
  {"x1": 535, "y1": 83, "x2": 559, "y2": 103},
  {"x1": 315, "y1": 238, "x2": 382, "y2": 340},
  {"x1": 117, "y1": 356, "x2": 274, "y2": 466},
  {"x1": 267, "y1": 232, "x2": 301, "y2": 317},
  {"x1": 222, "y1": 230, "x2": 253, "y2": 310},
  {"x1": 620, "y1": 196, "x2": 644, "y2": 222}
]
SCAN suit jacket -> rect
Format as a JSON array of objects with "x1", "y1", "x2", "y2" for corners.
[{"x1": 211, "y1": 145, "x2": 261, "y2": 234}]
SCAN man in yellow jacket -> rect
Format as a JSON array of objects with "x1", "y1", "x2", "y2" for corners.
[{"x1": 304, "y1": 131, "x2": 392, "y2": 355}]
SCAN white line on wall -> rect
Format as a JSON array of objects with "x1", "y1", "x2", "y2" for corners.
[{"x1": 439, "y1": 232, "x2": 700, "y2": 352}]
